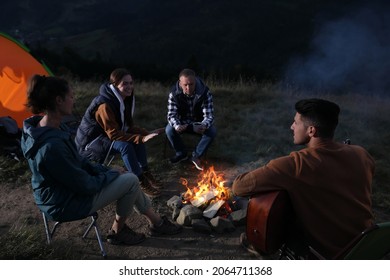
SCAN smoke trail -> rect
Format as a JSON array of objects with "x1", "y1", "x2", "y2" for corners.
[{"x1": 283, "y1": 2, "x2": 390, "y2": 95}]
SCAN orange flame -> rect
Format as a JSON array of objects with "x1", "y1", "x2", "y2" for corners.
[{"x1": 181, "y1": 166, "x2": 230, "y2": 206}]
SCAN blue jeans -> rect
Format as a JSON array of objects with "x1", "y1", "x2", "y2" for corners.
[
  {"x1": 165, "y1": 124, "x2": 217, "y2": 158},
  {"x1": 112, "y1": 140, "x2": 148, "y2": 176}
]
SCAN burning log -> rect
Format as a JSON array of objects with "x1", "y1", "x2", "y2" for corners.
[
  {"x1": 203, "y1": 200, "x2": 226, "y2": 218},
  {"x1": 190, "y1": 190, "x2": 215, "y2": 207}
]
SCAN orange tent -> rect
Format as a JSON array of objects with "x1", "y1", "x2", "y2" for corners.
[{"x1": 0, "y1": 32, "x2": 52, "y2": 127}]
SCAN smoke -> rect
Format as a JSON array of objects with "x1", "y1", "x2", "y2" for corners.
[{"x1": 283, "y1": 2, "x2": 390, "y2": 95}]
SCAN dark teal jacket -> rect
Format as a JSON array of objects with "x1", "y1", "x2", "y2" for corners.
[{"x1": 21, "y1": 116, "x2": 119, "y2": 222}]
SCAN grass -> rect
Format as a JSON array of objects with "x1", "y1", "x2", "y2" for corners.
[
  {"x1": 0, "y1": 155, "x2": 30, "y2": 185},
  {"x1": 0, "y1": 219, "x2": 89, "y2": 259},
  {"x1": 1, "y1": 78, "x2": 390, "y2": 258},
  {"x1": 71, "y1": 78, "x2": 390, "y2": 210},
  {"x1": 0, "y1": 220, "x2": 55, "y2": 259},
  {"x1": 63, "y1": 78, "x2": 390, "y2": 211}
]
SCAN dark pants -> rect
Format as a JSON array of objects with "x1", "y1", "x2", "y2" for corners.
[{"x1": 165, "y1": 124, "x2": 217, "y2": 158}]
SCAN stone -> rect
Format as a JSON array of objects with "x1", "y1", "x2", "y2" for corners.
[
  {"x1": 228, "y1": 209, "x2": 247, "y2": 226},
  {"x1": 172, "y1": 207, "x2": 181, "y2": 221},
  {"x1": 176, "y1": 204, "x2": 203, "y2": 226},
  {"x1": 167, "y1": 195, "x2": 183, "y2": 209},
  {"x1": 210, "y1": 216, "x2": 235, "y2": 233},
  {"x1": 191, "y1": 219, "x2": 212, "y2": 234}
]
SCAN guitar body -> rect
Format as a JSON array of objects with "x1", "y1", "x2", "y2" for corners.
[{"x1": 246, "y1": 190, "x2": 293, "y2": 254}]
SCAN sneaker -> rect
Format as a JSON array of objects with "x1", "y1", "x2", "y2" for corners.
[
  {"x1": 149, "y1": 216, "x2": 182, "y2": 236},
  {"x1": 239, "y1": 232, "x2": 264, "y2": 259},
  {"x1": 107, "y1": 224, "x2": 146, "y2": 245},
  {"x1": 191, "y1": 156, "x2": 203, "y2": 171},
  {"x1": 143, "y1": 171, "x2": 163, "y2": 189},
  {"x1": 169, "y1": 153, "x2": 188, "y2": 164},
  {"x1": 140, "y1": 176, "x2": 161, "y2": 198}
]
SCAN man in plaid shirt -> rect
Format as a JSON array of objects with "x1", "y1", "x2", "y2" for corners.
[{"x1": 165, "y1": 69, "x2": 217, "y2": 170}]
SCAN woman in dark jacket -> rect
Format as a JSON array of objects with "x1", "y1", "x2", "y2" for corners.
[
  {"x1": 75, "y1": 68, "x2": 163, "y2": 198},
  {"x1": 21, "y1": 75, "x2": 181, "y2": 246}
]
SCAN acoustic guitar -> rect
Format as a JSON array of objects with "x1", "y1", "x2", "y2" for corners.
[{"x1": 246, "y1": 190, "x2": 293, "y2": 255}]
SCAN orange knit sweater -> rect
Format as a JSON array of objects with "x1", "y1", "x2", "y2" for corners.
[{"x1": 233, "y1": 140, "x2": 375, "y2": 258}]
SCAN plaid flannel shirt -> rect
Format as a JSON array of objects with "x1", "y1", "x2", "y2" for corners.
[{"x1": 167, "y1": 89, "x2": 214, "y2": 129}]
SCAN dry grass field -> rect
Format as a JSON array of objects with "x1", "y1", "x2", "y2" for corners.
[{"x1": 1, "y1": 78, "x2": 389, "y2": 259}]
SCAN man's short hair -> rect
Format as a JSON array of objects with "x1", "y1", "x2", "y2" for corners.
[
  {"x1": 179, "y1": 68, "x2": 196, "y2": 79},
  {"x1": 295, "y1": 98, "x2": 340, "y2": 138}
]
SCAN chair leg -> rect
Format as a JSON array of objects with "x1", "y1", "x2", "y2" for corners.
[
  {"x1": 278, "y1": 244, "x2": 287, "y2": 259},
  {"x1": 103, "y1": 141, "x2": 116, "y2": 166},
  {"x1": 42, "y1": 212, "x2": 107, "y2": 258},
  {"x1": 82, "y1": 216, "x2": 95, "y2": 238},
  {"x1": 82, "y1": 213, "x2": 107, "y2": 258},
  {"x1": 42, "y1": 212, "x2": 61, "y2": 245},
  {"x1": 93, "y1": 222, "x2": 107, "y2": 258},
  {"x1": 42, "y1": 212, "x2": 51, "y2": 244}
]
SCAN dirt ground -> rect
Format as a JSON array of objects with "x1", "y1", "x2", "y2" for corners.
[
  {"x1": 0, "y1": 159, "x2": 259, "y2": 260},
  {"x1": 2, "y1": 157, "x2": 389, "y2": 260}
]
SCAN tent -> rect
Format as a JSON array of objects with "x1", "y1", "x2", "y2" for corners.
[{"x1": 0, "y1": 32, "x2": 53, "y2": 127}]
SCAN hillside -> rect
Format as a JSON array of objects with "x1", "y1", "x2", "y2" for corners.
[{"x1": 2, "y1": 0, "x2": 385, "y2": 84}]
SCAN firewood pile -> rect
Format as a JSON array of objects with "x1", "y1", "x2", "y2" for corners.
[{"x1": 167, "y1": 167, "x2": 248, "y2": 234}]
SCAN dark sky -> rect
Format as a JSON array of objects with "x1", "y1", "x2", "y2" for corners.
[
  {"x1": 284, "y1": 0, "x2": 390, "y2": 94},
  {"x1": 1, "y1": 0, "x2": 390, "y2": 93}
]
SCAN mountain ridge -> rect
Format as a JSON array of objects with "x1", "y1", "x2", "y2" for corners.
[{"x1": 2, "y1": 0, "x2": 388, "y2": 87}]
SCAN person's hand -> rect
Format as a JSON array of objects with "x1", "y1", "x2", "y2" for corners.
[
  {"x1": 175, "y1": 124, "x2": 188, "y2": 133},
  {"x1": 151, "y1": 127, "x2": 165, "y2": 135},
  {"x1": 142, "y1": 132, "x2": 159, "y2": 143},
  {"x1": 193, "y1": 123, "x2": 206, "y2": 134}
]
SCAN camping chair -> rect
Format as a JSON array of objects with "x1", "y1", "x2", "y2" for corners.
[
  {"x1": 308, "y1": 222, "x2": 390, "y2": 260},
  {"x1": 41, "y1": 211, "x2": 107, "y2": 258},
  {"x1": 279, "y1": 222, "x2": 390, "y2": 260}
]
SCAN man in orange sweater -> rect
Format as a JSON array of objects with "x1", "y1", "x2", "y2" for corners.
[{"x1": 233, "y1": 98, "x2": 375, "y2": 259}]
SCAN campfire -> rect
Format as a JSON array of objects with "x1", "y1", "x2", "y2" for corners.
[
  {"x1": 167, "y1": 166, "x2": 247, "y2": 233},
  {"x1": 181, "y1": 166, "x2": 232, "y2": 217}
]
